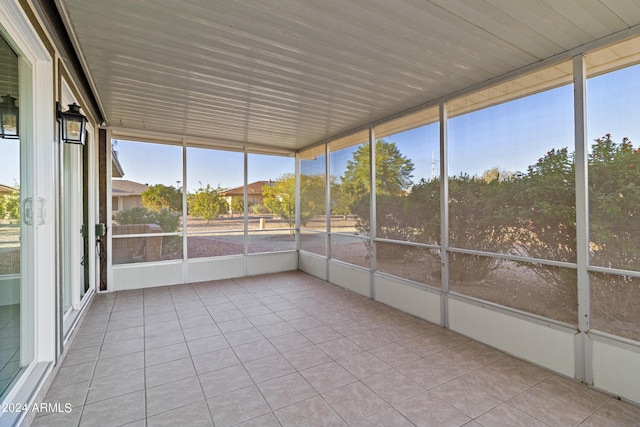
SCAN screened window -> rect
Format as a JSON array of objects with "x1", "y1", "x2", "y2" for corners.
[
  {"x1": 247, "y1": 153, "x2": 295, "y2": 254},
  {"x1": 186, "y1": 147, "x2": 244, "y2": 258},
  {"x1": 111, "y1": 140, "x2": 183, "y2": 264}
]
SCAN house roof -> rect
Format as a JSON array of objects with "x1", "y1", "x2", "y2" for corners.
[
  {"x1": 222, "y1": 181, "x2": 272, "y2": 197},
  {"x1": 0, "y1": 184, "x2": 17, "y2": 195},
  {"x1": 55, "y1": 1, "x2": 640, "y2": 154},
  {"x1": 112, "y1": 180, "x2": 149, "y2": 196}
]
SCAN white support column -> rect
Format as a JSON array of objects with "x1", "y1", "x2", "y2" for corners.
[
  {"x1": 440, "y1": 103, "x2": 450, "y2": 328},
  {"x1": 573, "y1": 54, "x2": 592, "y2": 384},
  {"x1": 369, "y1": 127, "x2": 376, "y2": 299},
  {"x1": 325, "y1": 143, "x2": 331, "y2": 281},
  {"x1": 294, "y1": 152, "x2": 301, "y2": 270},
  {"x1": 181, "y1": 140, "x2": 188, "y2": 283},
  {"x1": 243, "y1": 148, "x2": 249, "y2": 275}
]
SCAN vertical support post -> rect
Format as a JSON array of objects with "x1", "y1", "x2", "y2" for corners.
[
  {"x1": 243, "y1": 148, "x2": 249, "y2": 275},
  {"x1": 294, "y1": 152, "x2": 301, "y2": 270},
  {"x1": 574, "y1": 54, "x2": 592, "y2": 384},
  {"x1": 369, "y1": 127, "x2": 376, "y2": 299},
  {"x1": 440, "y1": 103, "x2": 450, "y2": 328},
  {"x1": 325, "y1": 143, "x2": 331, "y2": 281},
  {"x1": 181, "y1": 140, "x2": 188, "y2": 283},
  {"x1": 98, "y1": 128, "x2": 107, "y2": 290}
]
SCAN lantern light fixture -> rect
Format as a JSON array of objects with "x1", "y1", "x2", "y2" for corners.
[
  {"x1": 57, "y1": 102, "x2": 88, "y2": 145},
  {"x1": 0, "y1": 93, "x2": 19, "y2": 139}
]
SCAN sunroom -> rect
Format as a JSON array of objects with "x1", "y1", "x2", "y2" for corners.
[{"x1": 2, "y1": 1, "x2": 640, "y2": 425}]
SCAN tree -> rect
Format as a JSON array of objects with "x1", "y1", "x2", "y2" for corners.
[
  {"x1": 338, "y1": 140, "x2": 414, "y2": 216},
  {"x1": 262, "y1": 175, "x2": 295, "y2": 228},
  {"x1": 340, "y1": 140, "x2": 415, "y2": 237},
  {"x1": 510, "y1": 147, "x2": 577, "y2": 287},
  {"x1": 230, "y1": 197, "x2": 244, "y2": 215},
  {"x1": 187, "y1": 184, "x2": 228, "y2": 223},
  {"x1": 0, "y1": 186, "x2": 20, "y2": 222},
  {"x1": 588, "y1": 134, "x2": 640, "y2": 271},
  {"x1": 141, "y1": 184, "x2": 182, "y2": 212}
]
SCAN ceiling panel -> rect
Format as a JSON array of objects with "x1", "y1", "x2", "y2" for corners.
[{"x1": 58, "y1": 0, "x2": 640, "y2": 151}]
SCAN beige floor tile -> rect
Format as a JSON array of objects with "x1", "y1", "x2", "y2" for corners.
[
  {"x1": 361, "y1": 368, "x2": 425, "y2": 405},
  {"x1": 86, "y1": 368, "x2": 145, "y2": 404},
  {"x1": 217, "y1": 318, "x2": 254, "y2": 333},
  {"x1": 233, "y1": 338, "x2": 279, "y2": 363},
  {"x1": 199, "y1": 364, "x2": 253, "y2": 398},
  {"x1": 224, "y1": 327, "x2": 264, "y2": 346},
  {"x1": 508, "y1": 387, "x2": 591, "y2": 426},
  {"x1": 274, "y1": 395, "x2": 346, "y2": 427},
  {"x1": 369, "y1": 342, "x2": 421, "y2": 368},
  {"x1": 487, "y1": 356, "x2": 552, "y2": 386},
  {"x1": 394, "y1": 392, "x2": 471, "y2": 427},
  {"x1": 322, "y1": 381, "x2": 389, "y2": 423},
  {"x1": 300, "y1": 361, "x2": 357, "y2": 393},
  {"x1": 269, "y1": 331, "x2": 313, "y2": 353},
  {"x1": 235, "y1": 412, "x2": 282, "y2": 427},
  {"x1": 318, "y1": 337, "x2": 364, "y2": 360},
  {"x1": 93, "y1": 351, "x2": 144, "y2": 378},
  {"x1": 207, "y1": 385, "x2": 271, "y2": 427},
  {"x1": 145, "y1": 357, "x2": 196, "y2": 388},
  {"x1": 178, "y1": 314, "x2": 215, "y2": 329},
  {"x1": 346, "y1": 330, "x2": 394, "y2": 350},
  {"x1": 584, "y1": 398, "x2": 640, "y2": 426},
  {"x1": 145, "y1": 342, "x2": 190, "y2": 367},
  {"x1": 98, "y1": 338, "x2": 144, "y2": 359},
  {"x1": 144, "y1": 319, "x2": 181, "y2": 336},
  {"x1": 182, "y1": 323, "x2": 222, "y2": 341},
  {"x1": 282, "y1": 345, "x2": 333, "y2": 370},
  {"x1": 475, "y1": 402, "x2": 548, "y2": 427},
  {"x1": 50, "y1": 361, "x2": 95, "y2": 388},
  {"x1": 286, "y1": 316, "x2": 324, "y2": 331},
  {"x1": 186, "y1": 334, "x2": 229, "y2": 355},
  {"x1": 144, "y1": 329, "x2": 185, "y2": 350},
  {"x1": 31, "y1": 408, "x2": 82, "y2": 427},
  {"x1": 244, "y1": 353, "x2": 295, "y2": 383},
  {"x1": 399, "y1": 353, "x2": 480, "y2": 390},
  {"x1": 336, "y1": 351, "x2": 391, "y2": 380},
  {"x1": 350, "y1": 407, "x2": 414, "y2": 427},
  {"x1": 41, "y1": 380, "x2": 89, "y2": 409},
  {"x1": 301, "y1": 325, "x2": 343, "y2": 344},
  {"x1": 191, "y1": 347, "x2": 240, "y2": 375},
  {"x1": 257, "y1": 372, "x2": 318, "y2": 410},
  {"x1": 257, "y1": 321, "x2": 297, "y2": 338},
  {"x1": 147, "y1": 401, "x2": 213, "y2": 427},
  {"x1": 248, "y1": 313, "x2": 282, "y2": 327},
  {"x1": 441, "y1": 341, "x2": 505, "y2": 366},
  {"x1": 79, "y1": 390, "x2": 145, "y2": 427},
  {"x1": 146, "y1": 376, "x2": 204, "y2": 416},
  {"x1": 461, "y1": 366, "x2": 529, "y2": 400},
  {"x1": 430, "y1": 378, "x2": 502, "y2": 418},
  {"x1": 533, "y1": 374, "x2": 610, "y2": 412}
]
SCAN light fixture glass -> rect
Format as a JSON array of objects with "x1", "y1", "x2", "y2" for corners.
[
  {"x1": 0, "y1": 93, "x2": 19, "y2": 139},
  {"x1": 58, "y1": 102, "x2": 88, "y2": 144}
]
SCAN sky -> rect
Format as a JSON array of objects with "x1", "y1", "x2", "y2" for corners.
[{"x1": 2, "y1": 64, "x2": 639, "y2": 190}]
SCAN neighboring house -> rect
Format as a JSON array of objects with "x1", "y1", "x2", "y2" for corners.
[
  {"x1": 221, "y1": 180, "x2": 272, "y2": 211},
  {"x1": 112, "y1": 179, "x2": 149, "y2": 214},
  {"x1": 0, "y1": 184, "x2": 17, "y2": 196}
]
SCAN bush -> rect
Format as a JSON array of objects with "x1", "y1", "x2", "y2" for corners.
[{"x1": 114, "y1": 206, "x2": 179, "y2": 233}]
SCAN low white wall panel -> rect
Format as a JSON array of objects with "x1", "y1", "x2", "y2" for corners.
[
  {"x1": 328, "y1": 261, "x2": 370, "y2": 297},
  {"x1": 112, "y1": 262, "x2": 182, "y2": 291},
  {"x1": 0, "y1": 277, "x2": 20, "y2": 306},
  {"x1": 247, "y1": 252, "x2": 297, "y2": 276},
  {"x1": 592, "y1": 334, "x2": 640, "y2": 404},
  {"x1": 187, "y1": 257, "x2": 244, "y2": 283},
  {"x1": 449, "y1": 297, "x2": 575, "y2": 377},
  {"x1": 374, "y1": 275, "x2": 440, "y2": 324},
  {"x1": 299, "y1": 252, "x2": 327, "y2": 280}
]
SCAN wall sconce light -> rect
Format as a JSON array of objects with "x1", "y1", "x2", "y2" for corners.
[
  {"x1": 0, "y1": 93, "x2": 19, "y2": 139},
  {"x1": 57, "y1": 102, "x2": 87, "y2": 145}
]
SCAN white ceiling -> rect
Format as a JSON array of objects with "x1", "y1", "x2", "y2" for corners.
[{"x1": 58, "y1": 0, "x2": 640, "y2": 152}]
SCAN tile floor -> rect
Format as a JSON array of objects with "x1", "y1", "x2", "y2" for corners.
[{"x1": 32, "y1": 271, "x2": 640, "y2": 426}]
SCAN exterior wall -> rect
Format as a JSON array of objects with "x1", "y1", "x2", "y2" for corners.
[{"x1": 0, "y1": 1, "x2": 101, "y2": 425}]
